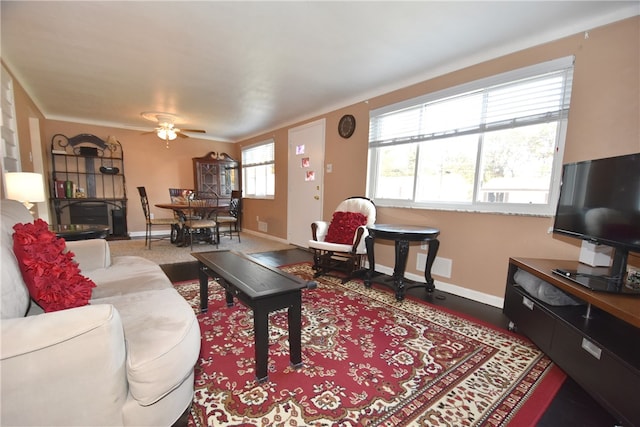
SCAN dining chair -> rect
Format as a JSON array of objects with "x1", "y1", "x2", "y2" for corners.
[
  {"x1": 215, "y1": 191, "x2": 241, "y2": 243},
  {"x1": 137, "y1": 186, "x2": 179, "y2": 249},
  {"x1": 168, "y1": 188, "x2": 199, "y2": 220},
  {"x1": 182, "y1": 191, "x2": 219, "y2": 250}
]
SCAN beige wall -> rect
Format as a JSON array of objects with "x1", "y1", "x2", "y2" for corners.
[
  {"x1": 239, "y1": 16, "x2": 640, "y2": 299},
  {"x1": 9, "y1": 16, "x2": 639, "y2": 301}
]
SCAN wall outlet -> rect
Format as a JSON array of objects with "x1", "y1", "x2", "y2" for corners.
[
  {"x1": 150, "y1": 213, "x2": 154, "y2": 219},
  {"x1": 258, "y1": 221, "x2": 268, "y2": 232}
]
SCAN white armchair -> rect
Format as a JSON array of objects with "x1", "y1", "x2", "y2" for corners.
[{"x1": 308, "y1": 196, "x2": 376, "y2": 283}]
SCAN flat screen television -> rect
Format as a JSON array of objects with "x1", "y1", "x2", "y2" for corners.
[{"x1": 552, "y1": 152, "x2": 640, "y2": 294}]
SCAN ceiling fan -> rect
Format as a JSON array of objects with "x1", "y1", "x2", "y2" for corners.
[{"x1": 141, "y1": 112, "x2": 206, "y2": 147}]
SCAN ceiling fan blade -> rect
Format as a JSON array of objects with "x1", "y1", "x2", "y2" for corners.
[
  {"x1": 176, "y1": 132, "x2": 190, "y2": 138},
  {"x1": 180, "y1": 128, "x2": 206, "y2": 133}
]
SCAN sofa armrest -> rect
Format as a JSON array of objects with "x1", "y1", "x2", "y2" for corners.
[
  {"x1": 66, "y1": 238, "x2": 112, "y2": 272},
  {"x1": 1, "y1": 304, "x2": 128, "y2": 426}
]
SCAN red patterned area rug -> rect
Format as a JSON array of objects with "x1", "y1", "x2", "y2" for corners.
[{"x1": 175, "y1": 263, "x2": 565, "y2": 427}]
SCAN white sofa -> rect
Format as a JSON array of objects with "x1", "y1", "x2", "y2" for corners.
[{"x1": 0, "y1": 199, "x2": 201, "y2": 426}]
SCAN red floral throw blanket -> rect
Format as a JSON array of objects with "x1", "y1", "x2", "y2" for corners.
[{"x1": 13, "y1": 219, "x2": 95, "y2": 312}]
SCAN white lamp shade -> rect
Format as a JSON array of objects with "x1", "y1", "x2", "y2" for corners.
[
  {"x1": 4, "y1": 172, "x2": 46, "y2": 203},
  {"x1": 157, "y1": 128, "x2": 177, "y2": 141}
]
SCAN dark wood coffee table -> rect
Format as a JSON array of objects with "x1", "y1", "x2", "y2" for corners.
[{"x1": 191, "y1": 250, "x2": 316, "y2": 382}]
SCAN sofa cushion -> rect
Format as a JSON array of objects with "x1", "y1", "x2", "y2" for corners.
[
  {"x1": 86, "y1": 256, "x2": 171, "y2": 299},
  {"x1": 1, "y1": 200, "x2": 34, "y2": 319},
  {"x1": 325, "y1": 211, "x2": 368, "y2": 244},
  {"x1": 91, "y1": 288, "x2": 201, "y2": 406},
  {"x1": 13, "y1": 219, "x2": 96, "y2": 312}
]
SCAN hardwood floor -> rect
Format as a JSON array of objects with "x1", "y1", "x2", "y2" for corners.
[{"x1": 161, "y1": 248, "x2": 620, "y2": 427}]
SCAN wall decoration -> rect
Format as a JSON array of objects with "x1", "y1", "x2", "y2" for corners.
[
  {"x1": 296, "y1": 145, "x2": 305, "y2": 155},
  {"x1": 305, "y1": 171, "x2": 316, "y2": 181},
  {"x1": 301, "y1": 157, "x2": 310, "y2": 168}
]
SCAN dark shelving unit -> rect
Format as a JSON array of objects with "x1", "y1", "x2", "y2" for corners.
[{"x1": 50, "y1": 133, "x2": 128, "y2": 239}]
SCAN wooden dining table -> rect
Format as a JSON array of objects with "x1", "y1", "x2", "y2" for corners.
[
  {"x1": 155, "y1": 202, "x2": 230, "y2": 219},
  {"x1": 155, "y1": 202, "x2": 228, "y2": 246}
]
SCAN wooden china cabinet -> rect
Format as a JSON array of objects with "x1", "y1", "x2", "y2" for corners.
[{"x1": 192, "y1": 152, "x2": 239, "y2": 207}]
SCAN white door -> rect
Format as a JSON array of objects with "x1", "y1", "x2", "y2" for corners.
[{"x1": 287, "y1": 119, "x2": 325, "y2": 247}]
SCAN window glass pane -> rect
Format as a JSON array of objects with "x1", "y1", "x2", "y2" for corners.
[
  {"x1": 266, "y1": 164, "x2": 275, "y2": 196},
  {"x1": 477, "y1": 123, "x2": 557, "y2": 204},
  {"x1": 415, "y1": 135, "x2": 478, "y2": 203},
  {"x1": 374, "y1": 143, "x2": 417, "y2": 200},
  {"x1": 243, "y1": 167, "x2": 256, "y2": 196},
  {"x1": 242, "y1": 164, "x2": 275, "y2": 198}
]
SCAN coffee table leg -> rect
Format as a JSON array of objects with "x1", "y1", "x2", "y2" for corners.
[
  {"x1": 288, "y1": 293, "x2": 303, "y2": 369},
  {"x1": 254, "y1": 308, "x2": 269, "y2": 383},
  {"x1": 198, "y1": 263, "x2": 209, "y2": 313}
]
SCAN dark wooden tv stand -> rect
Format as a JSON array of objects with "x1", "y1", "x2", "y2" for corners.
[{"x1": 503, "y1": 257, "x2": 640, "y2": 426}]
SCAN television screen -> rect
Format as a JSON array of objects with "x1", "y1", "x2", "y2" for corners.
[{"x1": 553, "y1": 153, "x2": 640, "y2": 252}]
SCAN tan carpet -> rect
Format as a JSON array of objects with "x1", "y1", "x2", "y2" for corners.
[{"x1": 108, "y1": 232, "x2": 295, "y2": 265}]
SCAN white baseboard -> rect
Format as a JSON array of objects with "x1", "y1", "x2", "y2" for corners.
[
  {"x1": 128, "y1": 230, "x2": 169, "y2": 239},
  {"x1": 374, "y1": 264, "x2": 504, "y2": 309},
  {"x1": 241, "y1": 229, "x2": 290, "y2": 245}
]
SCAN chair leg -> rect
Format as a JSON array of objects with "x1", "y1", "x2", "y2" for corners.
[
  {"x1": 226, "y1": 223, "x2": 241, "y2": 243},
  {"x1": 312, "y1": 249, "x2": 322, "y2": 271},
  {"x1": 146, "y1": 223, "x2": 151, "y2": 249}
]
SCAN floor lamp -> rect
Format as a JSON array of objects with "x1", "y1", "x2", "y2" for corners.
[{"x1": 4, "y1": 172, "x2": 46, "y2": 217}]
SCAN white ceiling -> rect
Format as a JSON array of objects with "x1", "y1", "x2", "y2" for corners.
[{"x1": 2, "y1": 1, "x2": 638, "y2": 142}]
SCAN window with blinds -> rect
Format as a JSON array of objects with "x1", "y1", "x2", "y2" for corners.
[
  {"x1": 367, "y1": 57, "x2": 574, "y2": 215},
  {"x1": 241, "y1": 139, "x2": 275, "y2": 199}
]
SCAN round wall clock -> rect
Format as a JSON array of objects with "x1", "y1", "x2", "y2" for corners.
[{"x1": 338, "y1": 114, "x2": 356, "y2": 139}]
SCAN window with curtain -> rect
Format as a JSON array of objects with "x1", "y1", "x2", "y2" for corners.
[
  {"x1": 367, "y1": 56, "x2": 575, "y2": 215},
  {"x1": 242, "y1": 139, "x2": 275, "y2": 199}
]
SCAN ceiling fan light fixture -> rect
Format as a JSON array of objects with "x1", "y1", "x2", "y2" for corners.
[
  {"x1": 141, "y1": 111, "x2": 205, "y2": 147},
  {"x1": 157, "y1": 128, "x2": 177, "y2": 141}
]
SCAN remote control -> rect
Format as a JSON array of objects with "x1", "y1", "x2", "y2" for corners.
[{"x1": 553, "y1": 268, "x2": 572, "y2": 278}]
